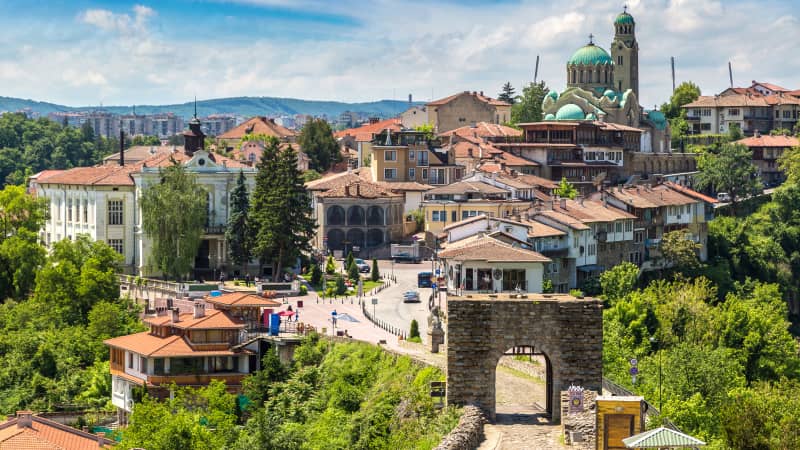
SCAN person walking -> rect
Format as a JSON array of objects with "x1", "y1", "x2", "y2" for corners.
[{"x1": 245, "y1": 273, "x2": 251, "y2": 287}]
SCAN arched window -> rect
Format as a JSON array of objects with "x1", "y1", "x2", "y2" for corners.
[
  {"x1": 326, "y1": 205, "x2": 345, "y2": 226},
  {"x1": 346, "y1": 228, "x2": 365, "y2": 248},
  {"x1": 347, "y1": 206, "x2": 365, "y2": 226},
  {"x1": 367, "y1": 206, "x2": 384, "y2": 225},
  {"x1": 367, "y1": 229, "x2": 384, "y2": 247},
  {"x1": 572, "y1": 69, "x2": 576, "y2": 84},
  {"x1": 579, "y1": 70, "x2": 584, "y2": 83},
  {"x1": 327, "y1": 229, "x2": 344, "y2": 250}
]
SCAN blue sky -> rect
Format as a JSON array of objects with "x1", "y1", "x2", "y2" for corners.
[{"x1": 0, "y1": 0, "x2": 797, "y2": 108}]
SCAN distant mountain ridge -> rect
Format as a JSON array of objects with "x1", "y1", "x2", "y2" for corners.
[{"x1": 0, "y1": 95, "x2": 423, "y2": 119}]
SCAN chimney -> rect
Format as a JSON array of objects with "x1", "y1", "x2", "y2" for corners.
[
  {"x1": 355, "y1": 183, "x2": 361, "y2": 197},
  {"x1": 369, "y1": 117, "x2": 380, "y2": 125},
  {"x1": 16, "y1": 411, "x2": 32, "y2": 428},
  {"x1": 560, "y1": 198, "x2": 567, "y2": 210},
  {"x1": 170, "y1": 307, "x2": 180, "y2": 323},
  {"x1": 345, "y1": 184, "x2": 351, "y2": 196},
  {"x1": 479, "y1": 91, "x2": 484, "y2": 96},
  {"x1": 754, "y1": 130, "x2": 761, "y2": 138},
  {"x1": 119, "y1": 129, "x2": 125, "y2": 166},
  {"x1": 97, "y1": 432, "x2": 106, "y2": 447},
  {"x1": 193, "y1": 302, "x2": 205, "y2": 319}
]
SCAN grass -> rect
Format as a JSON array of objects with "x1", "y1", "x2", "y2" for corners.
[{"x1": 497, "y1": 365, "x2": 545, "y2": 385}]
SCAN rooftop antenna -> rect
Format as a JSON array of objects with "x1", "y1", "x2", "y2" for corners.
[
  {"x1": 670, "y1": 57, "x2": 676, "y2": 93},
  {"x1": 728, "y1": 61, "x2": 734, "y2": 88},
  {"x1": 533, "y1": 55, "x2": 540, "y2": 83}
]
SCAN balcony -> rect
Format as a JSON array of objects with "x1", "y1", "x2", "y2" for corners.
[
  {"x1": 686, "y1": 116, "x2": 701, "y2": 121},
  {"x1": 204, "y1": 225, "x2": 226, "y2": 235},
  {"x1": 539, "y1": 247, "x2": 569, "y2": 257},
  {"x1": 645, "y1": 238, "x2": 661, "y2": 248}
]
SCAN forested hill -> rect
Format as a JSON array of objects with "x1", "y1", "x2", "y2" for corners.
[{"x1": 0, "y1": 96, "x2": 422, "y2": 119}]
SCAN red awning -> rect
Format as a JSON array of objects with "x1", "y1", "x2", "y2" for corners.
[{"x1": 278, "y1": 310, "x2": 295, "y2": 317}]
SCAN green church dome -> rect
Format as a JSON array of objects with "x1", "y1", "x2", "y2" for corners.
[
  {"x1": 615, "y1": 12, "x2": 634, "y2": 25},
  {"x1": 544, "y1": 113, "x2": 556, "y2": 121},
  {"x1": 555, "y1": 104, "x2": 585, "y2": 121},
  {"x1": 585, "y1": 112, "x2": 597, "y2": 120},
  {"x1": 548, "y1": 90, "x2": 559, "y2": 100},
  {"x1": 568, "y1": 43, "x2": 612, "y2": 66}
]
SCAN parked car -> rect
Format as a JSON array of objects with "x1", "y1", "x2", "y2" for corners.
[
  {"x1": 716, "y1": 192, "x2": 731, "y2": 203},
  {"x1": 402, "y1": 290, "x2": 421, "y2": 303},
  {"x1": 355, "y1": 258, "x2": 371, "y2": 273}
]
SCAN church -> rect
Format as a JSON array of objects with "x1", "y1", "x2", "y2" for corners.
[{"x1": 542, "y1": 8, "x2": 670, "y2": 153}]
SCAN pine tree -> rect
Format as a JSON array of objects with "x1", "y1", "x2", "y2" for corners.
[
  {"x1": 371, "y1": 259, "x2": 380, "y2": 282},
  {"x1": 325, "y1": 255, "x2": 336, "y2": 275},
  {"x1": 226, "y1": 170, "x2": 250, "y2": 273},
  {"x1": 345, "y1": 251, "x2": 354, "y2": 270},
  {"x1": 310, "y1": 262, "x2": 322, "y2": 287},
  {"x1": 249, "y1": 137, "x2": 316, "y2": 279},
  {"x1": 335, "y1": 273, "x2": 347, "y2": 295},
  {"x1": 298, "y1": 118, "x2": 341, "y2": 171},
  {"x1": 497, "y1": 82, "x2": 516, "y2": 104},
  {"x1": 409, "y1": 319, "x2": 420, "y2": 339},
  {"x1": 347, "y1": 260, "x2": 360, "y2": 282}
]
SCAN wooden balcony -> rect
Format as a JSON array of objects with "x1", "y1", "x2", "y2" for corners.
[{"x1": 146, "y1": 373, "x2": 247, "y2": 386}]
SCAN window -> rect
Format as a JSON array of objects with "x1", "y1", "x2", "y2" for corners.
[
  {"x1": 502, "y1": 269, "x2": 526, "y2": 291},
  {"x1": 108, "y1": 239, "x2": 123, "y2": 255},
  {"x1": 128, "y1": 353, "x2": 133, "y2": 369},
  {"x1": 729, "y1": 108, "x2": 740, "y2": 116},
  {"x1": 153, "y1": 358, "x2": 165, "y2": 375},
  {"x1": 409, "y1": 150, "x2": 415, "y2": 161},
  {"x1": 67, "y1": 198, "x2": 72, "y2": 222},
  {"x1": 408, "y1": 168, "x2": 415, "y2": 179},
  {"x1": 108, "y1": 200, "x2": 123, "y2": 225},
  {"x1": 140, "y1": 356, "x2": 147, "y2": 373},
  {"x1": 451, "y1": 211, "x2": 457, "y2": 222},
  {"x1": 588, "y1": 243, "x2": 596, "y2": 256},
  {"x1": 615, "y1": 222, "x2": 622, "y2": 233},
  {"x1": 625, "y1": 220, "x2": 633, "y2": 232},
  {"x1": 573, "y1": 236, "x2": 579, "y2": 248},
  {"x1": 548, "y1": 262, "x2": 559, "y2": 274},
  {"x1": 417, "y1": 151, "x2": 429, "y2": 166},
  {"x1": 784, "y1": 110, "x2": 792, "y2": 119},
  {"x1": 384, "y1": 150, "x2": 397, "y2": 161},
  {"x1": 83, "y1": 199, "x2": 88, "y2": 223},
  {"x1": 383, "y1": 168, "x2": 397, "y2": 180},
  {"x1": 421, "y1": 168, "x2": 428, "y2": 179},
  {"x1": 432, "y1": 210, "x2": 447, "y2": 222},
  {"x1": 617, "y1": 55, "x2": 623, "y2": 65},
  {"x1": 702, "y1": 109, "x2": 712, "y2": 117}
]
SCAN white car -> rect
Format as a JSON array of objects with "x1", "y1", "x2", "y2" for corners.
[{"x1": 716, "y1": 192, "x2": 731, "y2": 203}]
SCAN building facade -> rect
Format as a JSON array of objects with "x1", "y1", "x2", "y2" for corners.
[{"x1": 426, "y1": 91, "x2": 512, "y2": 133}]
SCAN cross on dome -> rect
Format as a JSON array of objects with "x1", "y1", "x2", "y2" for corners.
[{"x1": 588, "y1": 33, "x2": 594, "y2": 44}]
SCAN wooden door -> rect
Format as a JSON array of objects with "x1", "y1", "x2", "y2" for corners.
[{"x1": 604, "y1": 414, "x2": 634, "y2": 450}]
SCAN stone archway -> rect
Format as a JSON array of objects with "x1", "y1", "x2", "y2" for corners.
[{"x1": 445, "y1": 295, "x2": 602, "y2": 422}]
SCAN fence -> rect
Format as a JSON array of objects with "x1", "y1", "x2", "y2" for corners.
[{"x1": 361, "y1": 301, "x2": 408, "y2": 340}]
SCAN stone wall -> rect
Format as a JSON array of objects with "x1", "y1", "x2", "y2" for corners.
[
  {"x1": 560, "y1": 389, "x2": 598, "y2": 449},
  {"x1": 629, "y1": 152, "x2": 697, "y2": 177},
  {"x1": 445, "y1": 295, "x2": 603, "y2": 422},
  {"x1": 433, "y1": 405, "x2": 486, "y2": 450}
]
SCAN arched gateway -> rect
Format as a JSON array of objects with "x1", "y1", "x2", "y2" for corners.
[{"x1": 446, "y1": 293, "x2": 603, "y2": 422}]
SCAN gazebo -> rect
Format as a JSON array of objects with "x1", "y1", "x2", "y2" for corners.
[{"x1": 622, "y1": 427, "x2": 705, "y2": 449}]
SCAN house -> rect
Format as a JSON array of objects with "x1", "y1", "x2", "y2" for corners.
[
  {"x1": 232, "y1": 140, "x2": 310, "y2": 171},
  {"x1": 591, "y1": 182, "x2": 715, "y2": 269},
  {"x1": 438, "y1": 233, "x2": 549, "y2": 294},
  {"x1": 462, "y1": 171, "x2": 553, "y2": 201},
  {"x1": 442, "y1": 214, "x2": 531, "y2": 244},
  {"x1": 400, "y1": 106, "x2": 428, "y2": 129},
  {"x1": 421, "y1": 181, "x2": 530, "y2": 234},
  {"x1": 426, "y1": 91, "x2": 512, "y2": 133},
  {"x1": 525, "y1": 218, "x2": 570, "y2": 292},
  {"x1": 736, "y1": 133, "x2": 799, "y2": 185},
  {"x1": 528, "y1": 203, "x2": 597, "y2": 288},
  {"x1": 0, "y1": 411, "x2": 116, "y2": 449},
  {"x1": 335, "y1": 117, "x2": 402, "y2": 168},
  {"x1": 105, "y1": 293, "x2": 281, "y2": 416},
  {"x1": 102, "y1": 145, "x2": 174, "y2": 165},
  {"x1": 217, "y1": 116, "x2": 296, "y2": 150},
  {"x1": 370, "y1": 129, "x2": 464, "y2": 185}
]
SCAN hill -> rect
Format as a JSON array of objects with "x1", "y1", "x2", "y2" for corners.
[{"x1": 0, "y1": 95, "x2": 422, "y2": 119}]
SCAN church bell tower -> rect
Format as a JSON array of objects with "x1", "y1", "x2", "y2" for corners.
[{"x1": 610, "y1": 6, "x2": 639, "y2": 97}]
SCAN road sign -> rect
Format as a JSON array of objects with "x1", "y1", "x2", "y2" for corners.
[
  {"x1": 630, "y1": 358, "x2": 638, "y2": 367},
  {"x1": 435, "y1": 269, "x2": 440, "y2": 275},
  {"x1": 353, "y1": 246, "x2": 360, "y2": 252},
  {"x1": 371, "y1": 298, "x2": 378, "y2": 305},
  {"x1": 629, "y1": 367, "x2": 639, "y2": 376},
  {"x1": 431, "y1": 283, "x2": 437, "y2": 290}
]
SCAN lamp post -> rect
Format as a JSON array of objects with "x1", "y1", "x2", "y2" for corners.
[{"x1": 649, "y1": 336, "x2": 662, "y2": 412}]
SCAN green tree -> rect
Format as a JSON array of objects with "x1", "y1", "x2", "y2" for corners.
[
  {"x1": 347, "y1": 260, "x2": 360, "y2": 282},
  {"x1": 302, "y1": 169, "x2": 321, "y2": 183},
  {"x1": 335, "y1": 274, "x2": 346, "y2": 295},
  {"x1": 242, "y1": 347, "x2": 288, "y2": 405},
  {"x1": 727, "y1": 122, "x2": 743, "y2": 141},
  {"x1": 409, "y1": 319, "x2": 420, "y2": 339},
  {"x1": 0, "y1": 184, "x2": 48, "y2": 239},
  {"x1": 542, "y1": 278, "x2": 554, "y2": 293},
  {"x1": 249, "y1": 138, "x2": 316, "y2": 278},
  {"x1": 553, "y1": 177, "x2": 578, "y2": 199},
  {"x1": 659, "y1": 229, "x2": 701, "y2": 273},
  {"x1": 695, "y1": 143, "x2": 761, "y2": 216},
  {"x1": 660, "y1": 81, "x2": 701, "y2": 120},
  {"x1": 600, "y1": 262, "x2": 639, "y2": 306},
  {"x1": 325, "y1": 255, "x2": 336, "y2": 275},
  {"x1": 298, "y1": 118, "x2": 340, "y2": 171},
  {"x1": 310, "y1": 262, "x2": 322, "y2": 287},
  {"x1": 370, "y1": 259, "x2": 380, "y2": 282},
  {"x1": 0, "y1": 229, "x2": 45, "y2": 300},
  {"x1": 497, "y1": 82, "x2": 516, "y2": 104},
  {"x1": 345, "y1": 251, "x2": 354, "y2": 271},
  {"x1": 226, "y1": 170, "x2": 251, "y2": 273},
  {"x1": 140, "y1": 163, "x2": 208, "y2": 280},
  {"x1": 511, "y1": 81, "x2": 549, "y2": 124}
]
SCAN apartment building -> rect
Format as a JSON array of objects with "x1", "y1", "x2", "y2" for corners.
[
  {"x1": 426, "y1": 91, "x2": 512, "y2": 133},
  {"x1": 421, "y1": 180, "x2": 529, "y2": 234},
  {"x1": 370, "y1": 129, "x2": 463, "y2": 185},
  {"x1": 736, "y1": 133, "x2": 799, "y2": 185}
]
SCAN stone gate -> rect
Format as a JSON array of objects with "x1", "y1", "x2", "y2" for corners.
[{"x1": 445, "y1": 293, "x2": 603, "y2": 422}]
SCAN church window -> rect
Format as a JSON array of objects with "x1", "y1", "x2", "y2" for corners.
[
  {"x1": 572, "y1": 70, "x2": 576, "y2": 83},
  {"x1": 617, "y1": 56, "x2": 623, "y2": 66},
  {"x1": 579, "y1": 71, "x2": 584, "y2": 83},
  {"x1": 604, "y1": 70, "x2": 608, "y2": 84}
]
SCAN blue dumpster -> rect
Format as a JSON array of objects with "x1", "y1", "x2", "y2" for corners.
[{"x1": 269, "y1": 313, "x2": 280, "y2": 336}]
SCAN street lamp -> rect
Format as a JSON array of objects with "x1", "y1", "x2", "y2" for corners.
[{"x1": 649, "y1": 336, "x2": 662, "y2": 412}]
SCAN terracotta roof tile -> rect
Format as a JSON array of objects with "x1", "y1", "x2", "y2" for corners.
[
  {"x1": 334, "y1": 118, "x2": 402, "y2": 140},
  {"x1": 143, "y1": 309, "x2": 245, "y2": 330},
  {"x1": 440, "y1": 122, "x2": 522, "y2": 139},
  {"x1": 525, "y1": 220, "x2": 567, "y2": 238},
  {"x1": 533, "y1": 210, "x2": 591, "y2": 230},
  {"x1": 316, "y1": 179, "x2": 402, "y2": 199},
  {"x1": 104, "y1": 331, "x2": 241, "y2": 357},
  {"x1": 218, "y1": 116, "x2": 296, "y2": 140},
  {"x1": 426, "y1": 180, "x2": 509, "y2": 196},
  {"x1": 35, "y1": 164, "x2": 139, "y2": 186},
  {"x1": 553, "y1": 198, "x2": 637, "y2": 223},
  {"x1": 438, "y1": 234, "x2": 549, "y2": 262},
  {"x1": 601, "y1": 184, "x2": 698, "y2": 208},
  {"x1": 663, "y1": 182, "x2": 718, "y2": 204},
  {"x1": 206, "y1": 292, "x2": 282, "y2": 308},
  {"x1": 0, "y1": 413, "x2": 115, "y2": 449},
  {"x1": 736, "y1": 134, "x2": 799, "y2": 148},
  {"x1": 427, "y1": 91, "x2": 511, "y2": 107}
]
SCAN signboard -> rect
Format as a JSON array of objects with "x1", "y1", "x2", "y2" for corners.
[
  {"x1": 435, "y1": 269, "x2": 440, "y2": 275},
  {"x1": 371, "y1": 298, "x2": 378, "y2": 305},
  {"x1": 431, "y1": 283, "x2": 437, "y2": 290},
  {"x1": 353, "y1": 246, "x2": 360, "y2": 252},
  {"x1": 568, "y1": 385, "x2": 584, "y2": 414}
]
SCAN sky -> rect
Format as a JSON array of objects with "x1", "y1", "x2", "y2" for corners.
[{"x1": 0, "y1": 0, "x2": 797, "y2": 108}]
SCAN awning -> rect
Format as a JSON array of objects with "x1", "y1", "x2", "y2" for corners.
[
  {"x1": 622, "y1": 427, "x2": 706, "y2": 448},
  {"x1": 278, "y1": 310, "x2": 295, "y2": 317},
  {"x1": 577, "y1": 265, "x2": 605, "y2": 272}
]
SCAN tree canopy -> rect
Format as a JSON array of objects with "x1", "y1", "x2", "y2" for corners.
[
  {"x1": 497, "y1": 82, "x2": 516, "y2": 104},
  {"x1": 140, "y1": 162, "x2": 208, "y2": 280},
  {"x1": 226, "y1": 170, "x2": 250, "y2": 272},
  {"x1": 553, "y1": 177, "x2": 578, "y2": 199},
  {"x1": 695, "y1": 143, "x2": 761, "y2": 215},
  {"x1": 660, "y1": 81, "x2": 701, "y2": 120},
  {"x1": 298, "y1": 118, "x2": 340, "y2": 172},
  {"x1": 511, "y1": 81, "x2": 548, "y2": 125}
]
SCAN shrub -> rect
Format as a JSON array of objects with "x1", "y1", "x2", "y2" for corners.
[
  {"x1": 569, "y1": 289, "x2": 584, "y2": 298},
  {"x1": 407, "y1": 336, "x2": 422, "y2": 344},
  {"x1": 371, "y1": 259, "x2": 380, "y2": 282},
  {"x1": 310, "y1": 263, "x2": 322, "y2": 287},
  {"x1": 347, "y1": 260, "x2": 360, "y2": 282},
  {"x1": 299, "y1": 285, "x2": 308, "y2": 295},
  {"x1": 335, "y1": 274, "x2": 347, "y2": 295},
  {"x1": 345, "y1": 251, "x2": 355, "y2": 270},
  {"x1": 542, "y1": 278, "x2": 554, "y2": 293},
  {"x1": 409, "y1": 319, "x2": 420, "y2": 339},
  {"x1": 325, "y1": 255, "x2": 336, "y2": 275}
]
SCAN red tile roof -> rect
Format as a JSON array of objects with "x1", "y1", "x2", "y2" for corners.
[
  {"x1": 316, "y1": 179, "x2": 402, "y2": 199},
  {"x1": 553, "y1": 198, "x2": 637, "y2": 223},
  {"x1": 334, "y1": 118, "x2": 402, "y2": 140},
  {"x1": 0, "y1": 412, "x2": 115, "y2": 449},
  {"x1": 600, "y1": 184, "x2": 698, "y2": 208},
  {"x1": 218, "y1": 116, "x2": 296, "y2": 140},
  {"x1": 663, "y1": 182, "x2": 718, "y2": 204},
  {"x1": 736, "y1": 134, "x2": 799, "y2": 148},
  {"x1": 438, "y1": 234, "x2": 549, "y2": 262},
  {"x1": 141, "y1": 149, "x2": 250, "y2": 169},
  {"x1": 427, "y1": 91, "x2": 511, "y2": 107},
  {"x1": 143, "y1": 309, "x2": 245, "y2": 330},
  {"x1": 34, "y1": 164, "x2": 140, "y2": 186},
  {"x1": 104, "y1": 331, "x2": 241, "y2": 357},
  {"x1": 206, "y1": 292, "x2": 282, "y2": 308},
  {"x1": 440, "y1": 122, "x2": 522, "y2": 139}
]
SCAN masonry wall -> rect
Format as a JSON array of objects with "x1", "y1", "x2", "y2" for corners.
[{"x1": 445, "y1": 297, "x2": 603, "y2": 422}]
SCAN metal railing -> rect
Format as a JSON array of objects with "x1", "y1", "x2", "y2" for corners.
[{"x1": 361, "y1": 299, "x2": 407, "y2": 340}]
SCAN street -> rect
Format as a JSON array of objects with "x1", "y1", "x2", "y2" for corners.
[{"x1": 369, "y1": 259, "x2": 440, "y2": 339}]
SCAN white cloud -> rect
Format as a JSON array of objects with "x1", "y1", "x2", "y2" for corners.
[{"x1": 79, "y1": 4, "x2": 155, "y2": 35}]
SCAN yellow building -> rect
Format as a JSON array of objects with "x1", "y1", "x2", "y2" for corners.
[
  {"x1": 426, "y1": 91, "x2": 512, "y2": 133},
  {"x1": 371, "y1": 130, "x2": 463, "y2": 185},
  {"x1": 421, "y1": 180, "x2": 529, "y2": 234}
]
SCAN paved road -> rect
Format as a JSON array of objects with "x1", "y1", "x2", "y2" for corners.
[{"x1": 370, "y1": 259, "x2": 439, "y2": 339}]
